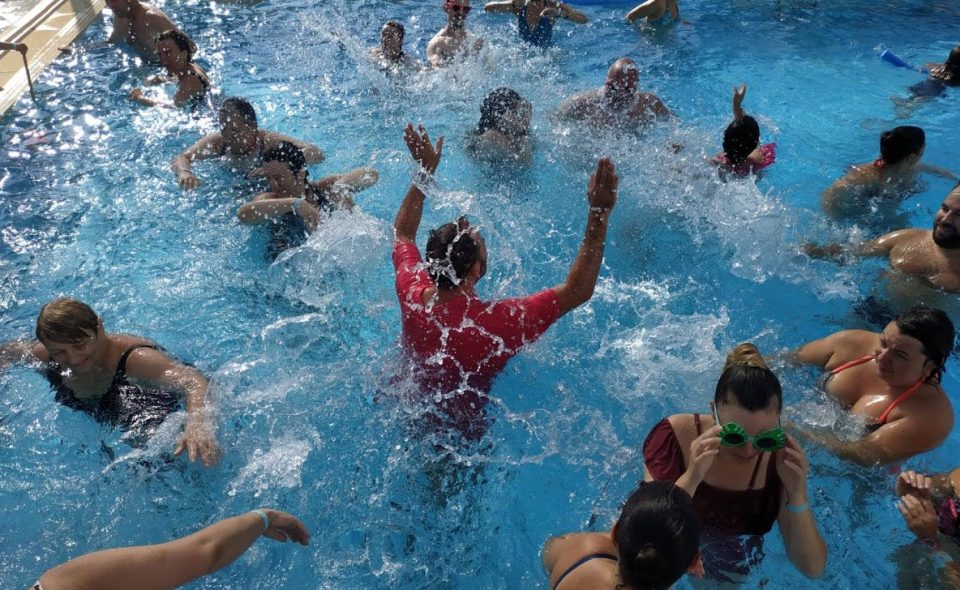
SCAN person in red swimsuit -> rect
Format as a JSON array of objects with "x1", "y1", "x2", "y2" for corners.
[
  {"x1": 392, "y1": 124, "x2": 617, "y2": 440},
  {"x1": 795, "y1": 305, "x2": 954, "y2": 465},
  {"x1": 642, "y1": 343, "x2": 826, "y2": 580}
]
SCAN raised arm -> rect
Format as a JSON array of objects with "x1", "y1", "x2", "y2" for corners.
[
  {"x1": 731, "y1": 83, "x2": 746, "y2": 121},
  {"x1": 36, "y1": 509, "x2": 309, "y2": 590},
  {"x1": 553, "y1": 159, "x2": 617, "y2": 315},
  {"x1": 172, "y1": 133, "x2": 224, "y2": 190},
  {"x1": 123, "y1": 347, "x2": 220, "y2": 466},
  {"x1": 776, "y1": 436, "x2": 827, "y2": 578},
  {"x1": 394, "y1": 124, "x2": 444, "y2": 243},
  {"x1": 484, "y1": 0, "x2": 521, "y2": 13}
]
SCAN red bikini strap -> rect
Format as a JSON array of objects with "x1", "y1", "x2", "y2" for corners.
[
  {"x1": 830, "y1": 354, "x2": 876, "y2": 375},
  {"x1": 875, "y1": 378, "x2": 926, "y2": 426}
]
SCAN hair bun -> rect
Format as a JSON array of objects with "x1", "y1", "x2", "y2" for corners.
[{"x1": 723, "y1": 342, "x2": 768, "y2": 371}]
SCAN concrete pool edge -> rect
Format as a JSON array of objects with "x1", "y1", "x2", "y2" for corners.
[{"x1": 0, "y1": 0, "x2": 105, "y2": 116}]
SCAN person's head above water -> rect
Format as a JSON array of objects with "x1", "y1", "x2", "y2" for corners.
[
  {"x1": 425, "y1": 216, "x2": 488, "y2": 291},
  {"x1": 381, "y1": 21, "x2": 405, "y2": 59},
  {"x1": 155, "y1": 29, "x2": 197, "y2": 70},
  {"x1": 944, "y1": 45, "x2": 960, "y2": 72},
  {"x1": 612, "y1": 481, "x2": 702, "y2": 590},
  {"x1": 880, "y1": 306, "x2": 956, "y2": 386},
  {"x1": 443, "y1": 0, "x2": 471, "y2": 27},
  {"x1": 219, "y1": 97, "x2": 258, "y2": 134},
  {"x1": 713, "y1": 343, "x2": 784, "y2": 461},
  {"x1": 36, "y1": 298, "x2": 107, "y2": 372},
  {"x1": 876, "y1": 126, "x2": 925, "y2": 168},
  {"x1": 604, "y1": 58, "x2": 640, "y2": 107},
  {"x1": 723, "y1": 116, "x2": 760, "y2": 166},
  {"x1": 260, "y1": 141, "x2": 308, "y2": 197},
  {"x1": 477, "y1": 87, "x2": 532, "y2": 138},
  {"x1": 932, "y1": 185, "x2": 960, "y2": 249}
]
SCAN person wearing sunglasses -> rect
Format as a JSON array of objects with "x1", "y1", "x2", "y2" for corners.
[
  {"x1": 427, "y1": 0, "x2": 485, "y2": 68},
  {"x1": 483, "y1": 0, "x2": 587, "y2": 47},
  {"x1": 793, "y1": 305, "x2": 954, "y2": 466},
  {"x1": 642, "y1": 343, "x2": 826, "y2": 580}
]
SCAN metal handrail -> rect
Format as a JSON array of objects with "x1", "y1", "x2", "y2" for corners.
[{"x1": 0, "y1": 41, "x2": 37, "y2": 102}]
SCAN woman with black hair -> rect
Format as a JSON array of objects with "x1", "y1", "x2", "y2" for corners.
[
  {"x1": 467, "y1": 87, "x2": 533, "y2": 163},
  {"x1": 642, "y1": 344, "x2": 826, "y2": 580},
  {"x1": 128, "y1": 29, "x2": 211, "y2": 108},
  {"x1": 795, "y1": 305, "x2": 955, "y2": 466},
  {"x1": 712, "y1": 84, "x2": 776, "y2": 178},
  {"x1": 542, "y1": 481, "x2": 703, "y2": 590}
]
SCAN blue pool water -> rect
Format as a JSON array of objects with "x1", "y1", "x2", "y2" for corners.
[{"x1": 1, "y1": 0, "x2": 959, "y2": 588}]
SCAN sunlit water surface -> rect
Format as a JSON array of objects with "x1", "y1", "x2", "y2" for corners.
[{"x1": 1, "y1": 0, "x2": 960, "y2": 588}]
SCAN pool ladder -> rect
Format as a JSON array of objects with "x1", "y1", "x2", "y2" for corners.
[{"x1": 0, "y1": 41, "x2": 37, "y2": 103}]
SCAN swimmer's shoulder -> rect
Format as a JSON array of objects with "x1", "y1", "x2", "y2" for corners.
[{"x1": 665, "y1": 413, "x2": 704, "y2": 444}]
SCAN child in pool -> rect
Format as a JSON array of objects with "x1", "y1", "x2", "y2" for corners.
[{"x1": 712, "y1": 84, "x2": 776, "y2": 177}]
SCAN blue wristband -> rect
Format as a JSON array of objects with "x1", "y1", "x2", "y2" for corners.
[
  {"x1": 785, "y1": 501, "x2": 809, "y2": 513},
  {"x1": 292, "y1": 198, "x2": 305, "y2": 215},
  {"x1": 251, "y1": 509, "x2": 270, "y2": 532}
]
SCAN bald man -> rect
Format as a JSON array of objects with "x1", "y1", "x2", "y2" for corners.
[
  {"x1": 556, "y1": 58, "x2": 671, "y2": 128},
  {"x1": 805, "y1": 185, "x2": 960, "y2": 293}
]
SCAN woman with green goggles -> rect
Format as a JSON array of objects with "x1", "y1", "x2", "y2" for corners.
[{"x1": 642, "y1": 343, "x2": 827, "y2": 581}]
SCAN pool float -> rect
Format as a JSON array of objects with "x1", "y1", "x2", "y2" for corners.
[{"x1": 880, "y1": 49, "x2": 928, "y2": 74}]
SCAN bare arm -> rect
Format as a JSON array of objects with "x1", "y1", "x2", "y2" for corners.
[
  {"x1": 800, "y1": 410, "x2": 951, "y2": 466},
  {"x1": 394, "y1": 124, "x2": 444, "y2": 243},
  {"x1": 626, "y1": 0, "x2": 661, "y2": 22},
  {"x1": 777, "y1": 491, "x2": 827, "y2": 577},
  {"x1": 108, "y1": 16, "x2": 129, "y2": 43},
  {"x1": 37, "y1": 510, "x2": 309, "y2": 590},
  {"x1": 553, "y1": 159, "x2": 617, "y2": 315},
  {"x1": 795, "y1": 330, "x2": 873, "y2": 368},
  {"x1": 172, "y1": 133, "x2": 224, "y2": 189},
  {"x1": 262, "y1": 131, "x2": 324, "y2": 165},
  {"x1": 484, "y1": 0, "x2": 521, "y2": 13},
  {"x1": 555, "y1": 3, "x2": 588, "y2": 24},
  {"x1": 916, "y1": 163, "x2": 959, "y2": 181},
  {"x1": 802, "y1": 228, "x2": 910, "y2": 262},
  {"x1": 123, "y1": 347, "x2": 220, "y2": 466},
  {"x1": 237, "y1": 197, "x2": 323, "y2": 232},
  {"x1": 731, "y1": 83, "x2": 746, "y2": 121}
]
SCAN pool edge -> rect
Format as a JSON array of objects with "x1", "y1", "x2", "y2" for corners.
[{"x1": 0, "y1": 0, "x2": 106, "y2": 116}]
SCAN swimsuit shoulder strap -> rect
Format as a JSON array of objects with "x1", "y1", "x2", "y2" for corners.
[
  {"x1": 693, "y1": 413, "x2": 702, "y2": 435},
  {"x1": 116, "y1": 344, "x2": 159, "y2": 378},
  {"x1": 875, "y1": 377, "x2": 927, "y2": 426},
  {"x1": 553, "y1": 553, "x2": 618, "y2": 590},
  {"x1": 747, "y1": 452, "x2": 764, "y2": 489},
  {"x1": 830, "y1": 354, "x2": 875, "y2": 375}
]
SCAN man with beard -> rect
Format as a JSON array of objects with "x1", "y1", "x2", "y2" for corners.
[
  {"x1": 556, "y1": 58, "x2": 671, "y2": 129},
  {"x1": 104, "y1": 0, "x2": 183, "y2": 60},
  {"x1": 805, "y1": 185, "x2": 960, "y2": 292},
  {"x1": 393, "y1": 124, "x2": 617, "y2": 440},
  {"x1": 427, "y1": 0, "x2": 485, "y2": 68}
]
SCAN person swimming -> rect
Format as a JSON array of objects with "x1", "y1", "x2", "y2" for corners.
[
  {"x1": 542, "y1": 481, "x2": 704, "y2": 589},
  {"x1": 0, "y1": 298, "x2": 220, "y2": 466},
  {"x1": 642, "y1": 343, "x2": 826, "y2": 580},
  {"x1": 926, "y1": 45, "x2": 960, "y2": 86},
  {"x1": 172, "y1": 97, "x2": 325, "y2": 190},
  {"x1": 467, "y1": 87, "x2": 533, "y2": 163},
  {"x1": 483, "y1": 0, "x2": 588, "y2": 47},
  {"x1": 712, "y1": 84, "x2": 776, "y2": 178},
  {"x1": 128, "y1": 29, "x2": 211, "y2": 109},
  {"x1": 555, "y1": 58, "x2": 671, "y2": 130},
  {"x1": 370, "y1": 20, "x2": 422, "y2": 71},
  {"x1": 821, "y1": 126, "x2": 957, "y2": 219},
  {"x1": 793, "y1": 305, "x2": 955, "y2": 466}
]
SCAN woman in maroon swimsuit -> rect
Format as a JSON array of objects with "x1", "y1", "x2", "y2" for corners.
[{"x1": 642, "y1": 343, "x2": 826, "y2": 580}]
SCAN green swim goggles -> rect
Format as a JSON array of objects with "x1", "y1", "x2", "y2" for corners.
[{"x1": 712, "y1": 406, "x2": 786, "y2": 452}]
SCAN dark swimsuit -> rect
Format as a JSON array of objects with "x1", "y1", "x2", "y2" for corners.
[
  {"x1": 517, "y1": 4, "x2": 555, "y2": 46},
  {"x1": 179, "y1": 64, "x2": 212, "y2": 110},
  {"x1": 46, "y1": 345, "x2": 180, "y2": 433},
  {"x1": 938, "y1": 495, "x2": 960, "y2": 544},
  {"x1": 825, "y1": 355, "x2": 926, "y2": 433},
  {"x1": 552, "y1": 553, "x2": 617, "y2": 589},
  {"x1": 267, "y1": 181, "x2": 336, "y2": 259},
  {"x1": 643, "y1": 415, "x2": 781, "y2": 580}
]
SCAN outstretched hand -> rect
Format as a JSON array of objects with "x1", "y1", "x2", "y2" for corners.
[
  {"x1": 174, "y1": 419, "x2": 221, "y2": 467},
  {"x1": 732, "y1": 83, "x2": 746, "y2": 120},
  {"x1": 260, "y1": 509, "x2": 311, "y2": 545},
  {"x1": 587, "y1": 158, "x2": 618, "y2": 211},
  {"x1": 404, "y1": 124, "x2": 444, "y2": 175}
]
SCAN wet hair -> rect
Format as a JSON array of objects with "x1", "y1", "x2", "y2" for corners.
[
  {"x1": 36, "y1": 298, "x2": 100, "y2": 343},
  {"x1": 722, "y1": 116, "x2": 761, "y2": 166},
  {"x1": 263, "y1": 141, "x2": 307, "y2": 175},
  {"x1": 425, "y1": 216, "x2": 479, "y2": 290},
  {"x1": 894, "y1": 306, "x2": 955, "y2": 383},
  {"x1": 946, "y1": 45, "x2": 960, "y2": 71},
  {"x1": 477, "y1": 87, "x2": 527, "y2": 136},
  {"x1": 614, "y1": 481, "x2": 700, "y2": 590},
  {"x1": 383, "y1": 20, "x2": 405, "y2": 39},
  {"x1": 219, "y1": 97, "x2": 257, "y2": 127},
  {"x1": 714, "y1": 343, "x2": 782, "y2": 412},
  {"x1": 878, "y1": 126, "x2": 925, "y2": 166},
  {"x1": 156, "y1": 29, "x2": 197, "y2": 62}
]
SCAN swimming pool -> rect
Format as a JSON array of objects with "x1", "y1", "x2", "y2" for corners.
[{"x1": 1, "y1": 0, "x2": 959, "y2": 587}]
